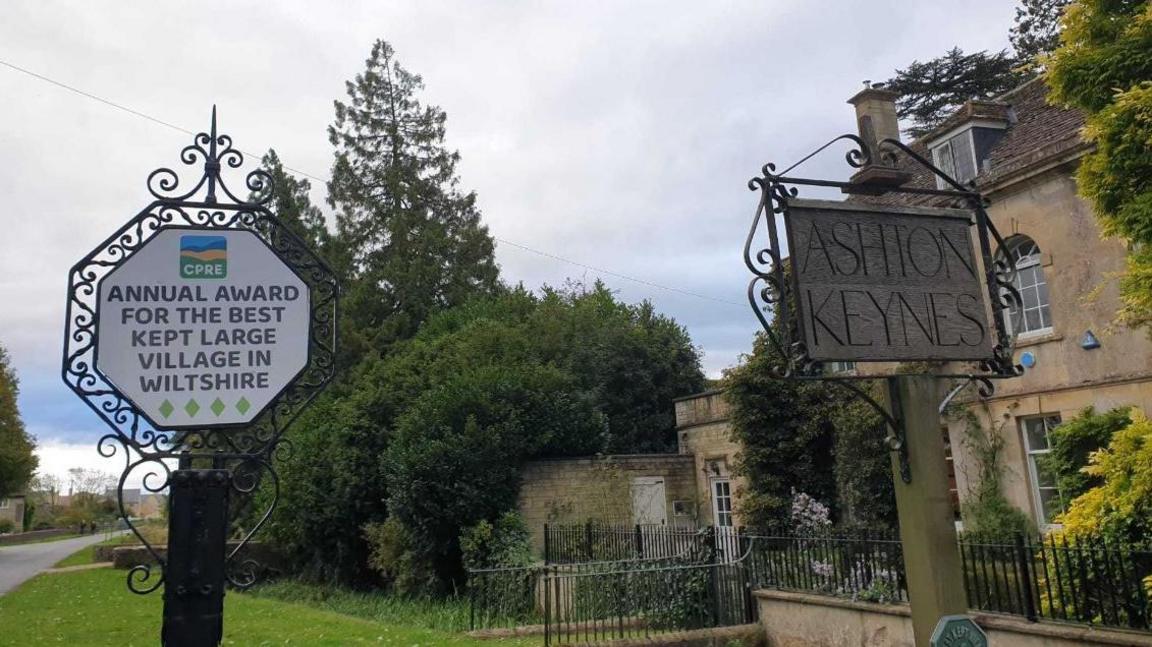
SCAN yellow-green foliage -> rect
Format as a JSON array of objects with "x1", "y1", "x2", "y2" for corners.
[
  {"x1": 1048, "y1": 1, "x2": 1152, "y2": 328},
  {"x1": 1058, "y1": 409, "x2": 1152, "y2": 540}
]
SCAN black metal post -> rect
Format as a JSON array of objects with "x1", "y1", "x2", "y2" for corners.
[
  {"x1": 707, "y1": 526, "x2": 720, "y2": 627},
  {"x1": 543, "y1": 523, "x2": 551, "y2": 565},
  {"x1": 1015, "y1": 532, "x2": 1038, "y2": 622},
  {"x1": 161, "y1": 453, "x2": 231, "y2": 647},
  {"x1": 584, "y1": 521, "x2": 593, "y2": 562}
]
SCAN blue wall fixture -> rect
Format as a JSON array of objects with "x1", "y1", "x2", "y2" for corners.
[
  {"x1": 1081, "y1": 330, "x2": 1101, "y2": 350},
  {"x1": 1020, "y1": 351, "x2": 1037, "y2": 369}
]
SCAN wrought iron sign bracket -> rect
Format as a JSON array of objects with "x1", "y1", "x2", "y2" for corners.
[{"x1": 744, "y1": 134, "x2": 1026, "y2": 483}]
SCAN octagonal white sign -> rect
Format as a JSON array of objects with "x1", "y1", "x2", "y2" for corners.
[{"x1": 96, "y1": 228, "x2": 310, "y2": 428}]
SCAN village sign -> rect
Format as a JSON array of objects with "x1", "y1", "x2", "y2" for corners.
[
  {"x1": 785, "y1": 200, "x2": 992, "y2": 362},
  {"x1": 96, "y1": 228, "x2": 311, "y2": 429},
  {"x1": 62, "y1": 109, "x2": 338, "y2": 647}
]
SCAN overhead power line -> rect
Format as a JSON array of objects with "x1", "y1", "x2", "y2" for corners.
[{"x1": 0, "y1": 57, "x2": 743, "y2": 308}]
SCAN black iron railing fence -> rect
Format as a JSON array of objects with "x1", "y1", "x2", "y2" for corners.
[
  {"x1": 468, "y1": 563, "x2": 545, "y2": 631},
  {"x1": 744, "y1": 531, "x2": 908, "y2": 604},
  {"x1": 541, "y1": 552, "x2": 753, "y2": 645},
  {"x1": 470, "y1": 526, "x2": 1152, "y2": 640},
  {"x1": 959, "y1": 533, "x2": 1152, "y2": 630},
  {"x1": 542, "y1": 522, "x2": 716, "y2": 564}
]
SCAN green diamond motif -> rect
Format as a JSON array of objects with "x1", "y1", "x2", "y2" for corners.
[
  {"x1": 210, "y1": 398, "x2": 226, "y2": 416},
  {"x1": 184, "y1": 399, "x2": 200, "y2": 417},
  {"x1": 235, "y1": 397, "x2": 251, "y2": 415},
  {"x1": 158, "y1": 400, "x2": 175, "y2": 419}
]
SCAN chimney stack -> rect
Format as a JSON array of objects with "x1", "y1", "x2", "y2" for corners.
[
  {"x1": 847, "y1": 84, "x2": 909, "y2": 188},
  {"x1": 848, "y1": 84, "x2": 901, "y2": 147}
]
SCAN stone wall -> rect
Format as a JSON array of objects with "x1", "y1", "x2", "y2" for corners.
[
  {"x1": 517, "y1": 455, "x2": 698, "y2": 555},
  {"x1": 755, "y1": 589, "x2": 1152, "y2": 647}
]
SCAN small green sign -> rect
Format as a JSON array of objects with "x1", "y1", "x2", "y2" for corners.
[
  {"x1": 930, "y1": 615, "x2": 988, "y2": 647},
  {"x1": 179, "y1": 235, "x2": 228, "y2": 279}
]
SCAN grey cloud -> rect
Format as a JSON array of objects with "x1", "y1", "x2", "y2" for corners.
[{"x1": 0, "y1": 0, "x2": 1015, "y2": 444}]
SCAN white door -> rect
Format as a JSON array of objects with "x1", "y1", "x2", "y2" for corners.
[
  {"x1": 711, "y1": 478, "x2": 736, "y2": 560},
  {"x1": 631, "y1": 477, "x2": 667, "y2": 525}
]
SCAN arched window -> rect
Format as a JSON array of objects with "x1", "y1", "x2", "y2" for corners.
[{"x1": 1001, "y1": 236, "x2": 1052, "y2": 336}]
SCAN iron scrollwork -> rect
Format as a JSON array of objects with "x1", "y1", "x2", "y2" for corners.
[
  {"x1": 62, "y1": 108, "x2": 338, "y2": 594},
  {"x1": 743, "y1": 134, "x2": 1024, "y2": 482}
]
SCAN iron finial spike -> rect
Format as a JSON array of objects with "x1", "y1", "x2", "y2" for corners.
[
  {"x1": 206, "y1": 106, "x2": 219, "y2": 204},
  {"x1": 209, "y1": 106, "x2": 218, "y2": 157}
]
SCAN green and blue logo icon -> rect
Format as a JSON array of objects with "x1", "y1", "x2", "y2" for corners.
[{"x1": 180, "y1": 235, "x2": 227, "y2": 279}]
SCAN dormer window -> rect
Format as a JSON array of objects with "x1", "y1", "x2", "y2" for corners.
[
  {"x1": 931, "y1": 130, "x2": 978, "y2": 188},
  {"x1": 927, "y1": 117, "x2": 1010, "y2": 189}
]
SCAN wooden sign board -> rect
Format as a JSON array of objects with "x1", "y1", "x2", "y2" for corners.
[{"x1": 784, "y1": 199, "x2": 993, "y2": 362}]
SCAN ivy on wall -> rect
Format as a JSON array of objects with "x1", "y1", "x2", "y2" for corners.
[{"x1": 946, "y1": 403, "x2": 1036, "y2": 541}]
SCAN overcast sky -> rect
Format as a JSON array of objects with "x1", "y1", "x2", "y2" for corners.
[{"x1": 0, "y1": 1, "x2": 1017, "y2": 483}]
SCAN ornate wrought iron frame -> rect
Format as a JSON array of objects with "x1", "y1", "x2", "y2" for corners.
[
  {"x1": 744, "y1": 134, "x2": 1024, "y2": 481},
  {"x1": 61, "y1": 109, "x2": 338, "y2": 593}
]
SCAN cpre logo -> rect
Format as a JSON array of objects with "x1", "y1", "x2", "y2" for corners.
[{"x1": 180, "y1": 235, "x2": 228, "y2": 279}]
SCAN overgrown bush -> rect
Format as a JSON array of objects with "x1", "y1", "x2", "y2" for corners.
[
  {"x1": 1039, "y1": 406, "x2": 1130, "y2": 503},
  {"x1": 362, "y1": 518, "x2": 439, "y2": 596},
  {"x1": 1048, "y1": 0, "x2": 1152, "y2": 328},
  {"x1": 459, "y1": 511, "x2": 532, "y2": 570},
  {"x1": 726, "y1": 332, "x2": 891, "y2": 532},
  {"x1": 269, "y1": 284, "x2": 704, "y2": 590},
  {"x1": 1059, "y1": 410, "x2": 1152, "y2": 544}
]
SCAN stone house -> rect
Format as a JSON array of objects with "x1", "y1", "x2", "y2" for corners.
[
  {"x1": 0, "y1": 494, "x2": 27, "y2": 532},
  {"x1": 517, "y1": 389, "x2": 743, "y2": 554},
  {"x1": 845, "y1": 78, "x2": 1152, "y2": 529}
]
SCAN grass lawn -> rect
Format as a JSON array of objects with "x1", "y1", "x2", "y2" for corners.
[
  {"x1": 0, "y1": 567, "x2": 537, "y2": 646},
  {"x1": 249, "y1": 578, "x2": 479, "y2": 632}
]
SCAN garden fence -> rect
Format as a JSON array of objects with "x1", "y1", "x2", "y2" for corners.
[
  {"x1": 958, "y1": 532, "x2": 1152, "y2": 630},
  {"x1": 542, "y1": 522, "x2": 715, "y2": 564},
  {"x1": 470, "y1": 526, "x2": 1152, "y2": 641}
]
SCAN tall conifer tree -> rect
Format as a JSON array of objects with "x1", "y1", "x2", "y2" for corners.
[
  {"x1": 882, "y1": 0, "x2": 1070, "y2": 137},
  {"x1": 0, "y1": 343, "x2": 36, "y2": 499},
  {"x1": 260, "y1": 149, "x2": 330, "y2": 254},
  {"x1": 328, "y1": 40, "x2": 499, "y2": 351}
]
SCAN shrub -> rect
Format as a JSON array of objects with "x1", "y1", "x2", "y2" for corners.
[
  {"x1": 362, "y1": 518, "x2": 439, "y2": 596},
  {"x1": 1059, "y1": 410, "x2": 1152, "y2": 544},
  {"x1": 459, "y1": 511, "x2": 532, "y2": 570},
  {"x1": 0, "y1": 518, "x2": 13, "y2": 534},
  {"x1": 1040, "y1": 406, "x2": 1131, "y2": 502},
  {"x1": 726, "y1": 332, "x2": 890, "y2": 532}
]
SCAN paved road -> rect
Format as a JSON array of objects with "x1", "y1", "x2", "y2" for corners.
[{"x1": 0, "y1": 533, "x2": 118, "y2": 595}]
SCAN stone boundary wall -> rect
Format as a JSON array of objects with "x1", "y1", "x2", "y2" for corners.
[
  {"x1": 0, "y1": 528, "x2": 74, "y2": 545},
  {"x1": 468, "y1": 623, "x2": 763, "y2": 646},
  {"x1": 755, "y1": 589, "x2": 1152, "y2": 647},
  {"x1": 110, "y1": 541, "x2": 282, "y2": 571},
  {"x1": 518, "y1": 454, "x2": 699, "y2": 554}
]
